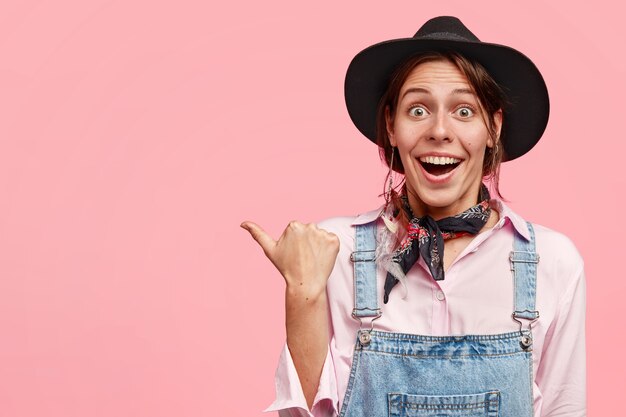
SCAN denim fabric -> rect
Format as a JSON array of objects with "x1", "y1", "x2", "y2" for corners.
[
  {"x1": 340, "y1": 220, "x2": 537, "y2": 417},
  {"x1": 351, "y1": 222, "x2": 379, "y2": 318},
  {"x1": 510, "y1": 222, "x2": 540, "y2": 321}
]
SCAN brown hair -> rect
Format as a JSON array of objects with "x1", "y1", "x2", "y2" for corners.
[{"x1": 377, "y1": 51, "x2": 508, "y2": 223}]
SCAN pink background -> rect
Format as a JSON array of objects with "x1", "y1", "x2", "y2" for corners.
[{"x1": 0, "y1": 1, "x2": 622, "y2": 416}]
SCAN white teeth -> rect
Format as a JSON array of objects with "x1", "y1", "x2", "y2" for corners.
[{"x1": 419, "y1": 156, "x2": 461, "y2": 165}]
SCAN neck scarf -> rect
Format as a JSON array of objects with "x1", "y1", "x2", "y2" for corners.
[{"x1": 383, "y1": 184, "x2": 491, "y2": 304}]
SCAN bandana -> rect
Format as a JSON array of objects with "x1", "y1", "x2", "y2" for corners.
[{"x1": 383, "y1": 184, "x2": 491, "y2": 304}]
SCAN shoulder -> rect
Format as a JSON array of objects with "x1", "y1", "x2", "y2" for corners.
[
  {"x1": 315, "y1": 205, "x2": 383, "y2": 248},
  {"x1": 316, "y1": 215, "x2": 357, "y2": 246},
  {"x1": 496, "y1": 199, "x2": 584, "y2": 286},
  {"x1": 497, "y1": 200, "x2": 583, "y2": 269},
  {"x1": 531, "y1": 222, "x2": 585, "y2": 280}
]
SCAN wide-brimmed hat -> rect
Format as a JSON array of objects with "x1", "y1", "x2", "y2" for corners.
[{"x1": 344, "y1": 16, "x2": 549, "y2": 161}]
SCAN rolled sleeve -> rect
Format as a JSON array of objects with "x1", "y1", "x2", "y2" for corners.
[
  {"x1": 264, "y1": 343, "x2": 338, "y2": 417},
  {"x1": 535, "y1": 263, "x2": 586, "y2": 417}
]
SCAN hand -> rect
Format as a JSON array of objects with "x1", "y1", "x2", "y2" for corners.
[{"x1": 240, "y1": 220, "x2": 340, "y2": 293}]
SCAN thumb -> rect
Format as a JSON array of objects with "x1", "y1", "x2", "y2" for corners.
[{"x1": 240, "y1": 221, "x2": 276, "y2": 255}]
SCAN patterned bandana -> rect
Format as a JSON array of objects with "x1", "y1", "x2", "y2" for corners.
[{"x1": 383, "y1": 184, "x2": 492, "y2": 304}]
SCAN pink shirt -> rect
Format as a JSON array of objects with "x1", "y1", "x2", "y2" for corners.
[{"x1": 265, "y1": 199, "x2": 586, "y2": 417}]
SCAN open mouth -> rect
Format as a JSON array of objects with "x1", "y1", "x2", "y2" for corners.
[{"x1": 418, "y1": 156, "x2": 462, "y2": 176}]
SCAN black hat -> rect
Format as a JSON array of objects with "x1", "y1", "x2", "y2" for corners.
[{"x1": 344, "y1": 16, "x2": 549, "y2": 161}]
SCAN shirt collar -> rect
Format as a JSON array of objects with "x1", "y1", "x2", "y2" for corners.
[
  {"x1": 490, "y1": 198, "x2": 531, "y2": 241},
  {"x1": 350, "y1": 198, "x2": 531, "y2": 241}
]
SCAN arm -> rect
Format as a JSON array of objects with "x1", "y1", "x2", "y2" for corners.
[
  {"x1": 241, "y1": 220, "x2": 339, "y2": 416},
  {"x1": 285, "y1": 283, "x2": 330, "y2": 411},
  {"x1": 535, "y1": 263, "x2": 586, "y2": 417}
]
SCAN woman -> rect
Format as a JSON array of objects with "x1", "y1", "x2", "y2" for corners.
[{"x1": 242, "y1": 16, "x2": 586, "y2": 417}]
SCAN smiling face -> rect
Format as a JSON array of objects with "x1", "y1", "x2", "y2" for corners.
[{"x1": 386, "y1": 59, "x2": 502, "y2": 219}]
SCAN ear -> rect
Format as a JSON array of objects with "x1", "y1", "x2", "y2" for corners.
[
  {"x1": 488, "y1": 109, "x2": 503, "y2": 148},
  {"x1": 385, "y1": 106, "x2": 396, "y2": 147}
]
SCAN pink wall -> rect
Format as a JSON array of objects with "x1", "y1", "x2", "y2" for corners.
[{"x1": 0, "y1": 1, "x2": 622, "y2": 416}]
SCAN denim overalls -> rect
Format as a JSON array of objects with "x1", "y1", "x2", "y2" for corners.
[{"x1": 339, "y1": 219, "x2": 539, "y2": 417}]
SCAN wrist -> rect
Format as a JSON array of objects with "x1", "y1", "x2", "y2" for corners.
[{"x1": 285, "y1": 281, "x2": 327, "y2": 303}]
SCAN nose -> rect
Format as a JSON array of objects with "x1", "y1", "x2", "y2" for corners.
[{"x1": 429, "y1": 111, "x2": 452, "y2": 142}]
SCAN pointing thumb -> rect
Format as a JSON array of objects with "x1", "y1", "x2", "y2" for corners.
[{"x1": 241, "y1": 221, "x2": 276, "y2": 255}]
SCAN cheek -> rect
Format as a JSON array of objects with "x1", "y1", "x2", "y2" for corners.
[
  {"x1": 395, "y1": 149, "x2": 418, "y2": 174},
  {"x1": 394, "y1": 124, "x2": 421, "y2": 149},
  {"x1": 398, "y1": 151, "x2": 413, "y2": 169},
  {"x1": 461, "y1": 128, "x2": 491, "y2": 154}
]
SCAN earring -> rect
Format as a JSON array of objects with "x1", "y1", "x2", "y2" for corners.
[
  {"x1": 491, "y1": 141, "x2": 500, "y2": 171},
  {"x1": 382, "y1": 147, "x2": 399, "y2": 233},
  {"x1": 385, "y1": 147, "x2": 395, "y2": 204},
  {"x1": 485, "y1": 136, "x2": 499, "y2": 176}
]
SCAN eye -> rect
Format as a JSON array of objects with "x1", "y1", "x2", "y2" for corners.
[
  {"x1": 408, "y1": 106, "x2": 427, "y2": 117},
  {"x1": 455, "y1": 106, "x2": 475, "y2": 118}
]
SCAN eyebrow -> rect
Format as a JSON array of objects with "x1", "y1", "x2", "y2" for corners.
[{"x1": 400, "y1": 87, "x2": 475, "y2": 100}]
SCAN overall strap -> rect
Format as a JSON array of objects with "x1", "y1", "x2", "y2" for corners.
[
  {"x1": 509, "y1": 221, "x2": 540, "y2": 349},
  {"x1": 350, "y1": 221, "x2": 381, "y2": 319}
]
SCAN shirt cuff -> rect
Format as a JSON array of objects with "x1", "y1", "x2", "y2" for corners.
[{"x1": 264, "y1": 343, "x2": 338, "y2": 417}]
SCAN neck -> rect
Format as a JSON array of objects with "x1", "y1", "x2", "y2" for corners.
[{"x1": 404, "y1": 185, "x2": 486, "y2": 221}]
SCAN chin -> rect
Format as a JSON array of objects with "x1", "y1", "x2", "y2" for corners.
[
  {"x1": 417, "y1": 192, "x2": 460, "y2": 209},
  {"x1": 407, "y1": 178, "x2": 478, "y2": 215},
  {"x1": 411, "y1": 183, "x2": 456, "y2": 203}
]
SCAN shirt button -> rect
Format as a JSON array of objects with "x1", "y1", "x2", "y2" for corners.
[{"x1": 435, "y1": 290, "x2": 446, "y2": 301}]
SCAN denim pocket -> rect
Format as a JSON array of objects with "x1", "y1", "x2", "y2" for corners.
[{"x1": 388, "y1": 391, "x2": 500, "y2": 416}]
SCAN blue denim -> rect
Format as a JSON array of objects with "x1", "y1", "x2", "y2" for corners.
[{"x1": 340, "y1": 220, "x2": 538, "y2": 417}]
